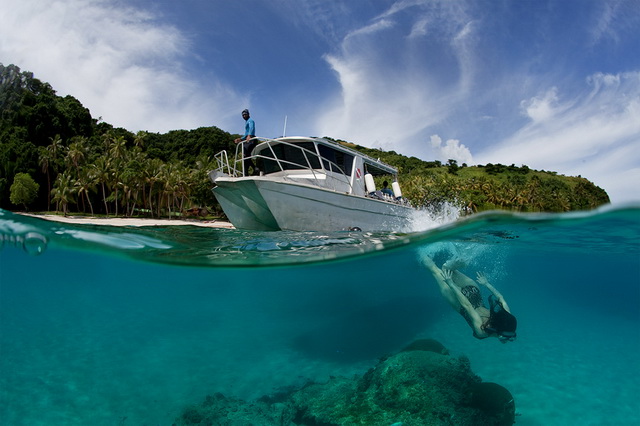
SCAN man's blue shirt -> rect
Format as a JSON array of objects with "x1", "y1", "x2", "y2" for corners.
[{"x1": 243, "y1": 118, "x2": 256, "y2": 138}]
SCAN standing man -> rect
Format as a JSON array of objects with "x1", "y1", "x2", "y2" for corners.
[{"x1": 234, "y1": 109, "x2": 259, "y2": 175}]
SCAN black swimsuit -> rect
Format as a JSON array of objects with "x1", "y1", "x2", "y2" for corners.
[
  {"x1": 459, "y1": 286, "x2": 485, "y2": 338},
  {"x1": 461, "y1": 285, "x2": 483, "y2": 309}
]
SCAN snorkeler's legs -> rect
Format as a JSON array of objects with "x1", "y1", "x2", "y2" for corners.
[
  {"x1": 420, "y1": 254, "x2": 433, "y2": 266},
  {"x1": 420, "y1": 254, "x2": 441, "y2": 274},
  {"x1": 421, "y1": 254, "x2": 464, "y2": 309},
  {"x1": 420, "y1": 250, "x2": 476, "y2": 290},
  {"x1": 443, "y1": 257, "x2": 467, "y2": 270}
]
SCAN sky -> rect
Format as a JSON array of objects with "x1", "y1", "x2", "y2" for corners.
[{"x1": 1, "y1": 0, "x2": 639, "y2": 203}]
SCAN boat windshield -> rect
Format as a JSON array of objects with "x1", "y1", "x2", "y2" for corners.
[
  {"x1": 257, "y1": 141, "x2": 353, "y2": 176},
  {"x1": 259, "y1": 142, "x2": 318, "y2": 173}
]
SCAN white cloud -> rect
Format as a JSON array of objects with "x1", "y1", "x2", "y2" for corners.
[
  {"x1": 476, "y1": 71, "x2": 640, "y2": 203},
  {"x1": 314, "y1": 0, "x2": 475, "y2": 148},
  {"x1": 520, "y1": 87, "x2": 564, "y2": 123},
  {"x1": 588, "y1": 0, "x2": 640, "y2": 46},
  {"x1": 408, "y1": 17, "x2": 431, "y2": 38},
  {"x1": 317, "y1": 51, "x2": 446, "y2": 148},
  {"x1": 429, "y1": 135, "x2": 473, "y2": 164},
  {"x1": 376, "y1": 0, "x2": 428, "y2": 20},
  {"x1": 0, "y1": 0, "x2": 246, "y2": 133},
  {"x1": 343, "y1": 19, "x2": 395, "y2": 42},
  {"x1": 571, "y1": 140, "x2": 640, "y2": 204},
  {"x1": 271, "y1": 0, "x2": 352, "y2": 45}
]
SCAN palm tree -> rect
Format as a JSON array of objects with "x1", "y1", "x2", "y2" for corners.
[
  {"x1": 40, "y1": 135, "x2": 66, "y2": 210},
  {"x1": 38, "y1": 146, "x2": 54, "y2": 210},
  {"x1": 66, "y1": 137, "x2": 88, "y2": 178},
  {"x1": 174, "y1": 164, "x2": 190, "y2": 214},
  {"x1": 526, "y1": 176, "x2": 542, "y2": 211},
  {"x1": 109, "y1": 136, "x2": 127, "y2": 216},
  {"x1": 121, "y1": 151, "x2": 147, "y2": 217},
  {"x1": 92, "y1": 156, "x2": 111, "y2": 215},
  {"x1": 75, "y1": 166, "x2": 96, "y2": 215},
  {"x1": 190, "y1": 155, "x2": 217, "y2": 207},
  {"x1": 46, "y1": 135, "x2": 65, "y2": 167},
  {"x1": 128, "y1": 149, "x2": 148, "y2": 215},
  {"x1": 144, "y1": 158, "x2": 164, "y2": 217},
  {"x1": 133, "y1": 131, "x2": 147, "y2": 149},
  {"x1": 51, "y1": 172, "x2": 76, "y2": 215},
  {"x1": 161, "y1": 162, "x2": 179, "y2": 218}
]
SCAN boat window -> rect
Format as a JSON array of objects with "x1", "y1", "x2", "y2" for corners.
[
  {"x1": 258, "y1": 148, "x2": 279, "y2": 174},
  {"x1": 318, "y1": 145, "x2": 336, "y2": 171},
  {"x1": 342, "y1": 153, "x2": 354, "y2": 176},
  {"x1": 318, "y1": 145, "x2": 353, "y2": 176},
  {"x1": 256, "y1": 142, "x2": 321, "y2": 173}
]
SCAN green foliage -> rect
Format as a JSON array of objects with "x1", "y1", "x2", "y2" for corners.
[
  {"x1": 145, "y1": 127, "x2": 235, "y2": 165},
  {"x1": 0, "y1": 64, "x2": 234, "y2": 216},
  {"x1": 9, "y1": 172, "x2": 39, "y2": 210},
  {"x1": 395, "y1": 166, "x2": 610, "y2": 213},
  {"x1": 447, "y1": 159, "x2": 459, "y2": 175},
  {"x1": 1, "y1": 64, "x2": 93, "y2": 208}
]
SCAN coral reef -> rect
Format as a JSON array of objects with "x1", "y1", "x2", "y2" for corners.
[
  {"x1": 176, "y1": 392, "x2": 287, "y2": 426},
  {"x1": 174, "y1": 339, "x2": 516, "y2": 426}
]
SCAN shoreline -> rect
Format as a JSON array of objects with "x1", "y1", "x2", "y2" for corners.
[{"x1": 18, "y1": 213, "x2": 235, "y2": 229}]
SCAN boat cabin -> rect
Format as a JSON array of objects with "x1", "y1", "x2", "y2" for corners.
[{"x1": 249, "y1": 137, "x2": 401, "y2": 199}]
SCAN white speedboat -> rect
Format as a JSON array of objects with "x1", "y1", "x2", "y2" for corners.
[{"x1": 209, "y1": 137, "x2": 415, "y2": 232}]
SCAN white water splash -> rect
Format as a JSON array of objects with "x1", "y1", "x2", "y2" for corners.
[{"x1": 406, "y1": 201, "x2": 461, "y2": 233}]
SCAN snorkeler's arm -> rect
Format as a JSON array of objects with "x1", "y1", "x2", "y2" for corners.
[
  {"x1": 476, "y1": 272, "x2": 511, "y2": 312},
  {"x1": 443, "y1": 270, "x2": 485, "y2": 333}
]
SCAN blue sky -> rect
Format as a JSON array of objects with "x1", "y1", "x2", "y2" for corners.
[{"x1": 1, "y1": 0, "x2": 639, "y2": 203}]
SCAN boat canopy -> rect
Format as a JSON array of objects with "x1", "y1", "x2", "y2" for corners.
[{"x1": 253, "y1": 137, "x2": 398, "y2": 177}]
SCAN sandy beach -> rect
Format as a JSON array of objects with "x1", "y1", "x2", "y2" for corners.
[{"x1": 19, "y1": 213, "x2": 235, "y2": 229}]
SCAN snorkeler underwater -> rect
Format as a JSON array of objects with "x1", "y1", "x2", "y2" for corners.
[{"x1": 420, "y1": 243, "x2": 518, "y2": 343}]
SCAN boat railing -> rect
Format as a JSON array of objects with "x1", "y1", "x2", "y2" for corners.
[
  {"x1": 212, "y1": 138, "x2": 262, "y2": 178},
  {"x1": 214, "y1": 149, "x2": 235, "y2": 176},
  {"x1": 229, "y1": 138, "x2": 352, "y2": 193}
]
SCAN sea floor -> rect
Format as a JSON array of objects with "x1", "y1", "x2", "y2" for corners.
[{"x1": 1, "y1": 281, "x2": 638, "y2": 426}]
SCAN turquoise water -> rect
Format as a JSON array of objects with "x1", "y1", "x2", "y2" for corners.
[{"x1": 1, "y1": 206, "x2": 639, "y2": 425}]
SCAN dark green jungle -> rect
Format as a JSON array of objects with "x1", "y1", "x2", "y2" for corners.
[{"x1": 0, "y1": 63, "x2": 609, "y2": 217}]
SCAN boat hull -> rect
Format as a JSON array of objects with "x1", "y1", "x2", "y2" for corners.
[{"x1": 212, "y1": 177, "x2": 414, "y2": 232}]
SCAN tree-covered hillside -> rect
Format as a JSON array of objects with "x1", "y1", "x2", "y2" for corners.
[
  {"x1": 0, "y1": 64, "x2": 234, "y2": 215},
  {"x1": 331, "y1": 139, "x2": 610, "y2": 212},
  {"x1": 0, "y1": 64, "x2": 609, "y2": 217}
]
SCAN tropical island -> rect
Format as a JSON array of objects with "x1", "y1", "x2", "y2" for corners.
[{"x1": 0, "y1": 63, "x2": 609, "y2": 218}]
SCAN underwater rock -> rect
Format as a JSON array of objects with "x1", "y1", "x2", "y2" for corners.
[
  {"x1": 290, "y1": 377, "x2": 358, "y2": 425},
  {"x1": 400, "y1": 338, "x2": 450, "y2": 355},
  {"x1": 470, "y1": 382, "x2": 516, "y2": 425},
  {"x1": 308, "y1": 350, "x2": 483, "y2": 425},
  {"x1": 173, "y1": 392, "x2": 294, "y2": 426},
  {"x1": 175, "y1": 350, "x2": 516, "y2": 425}
]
